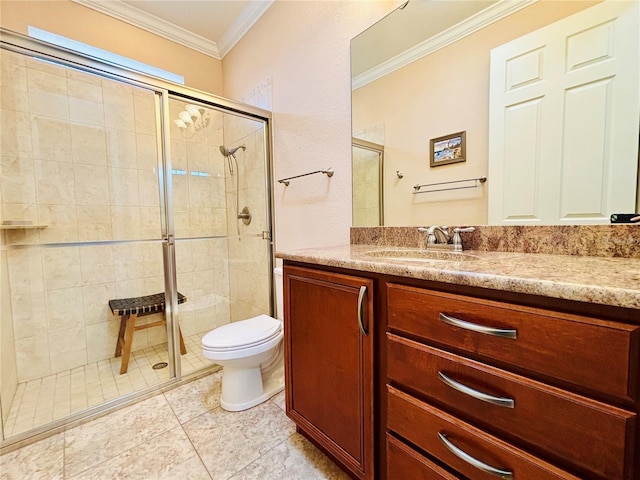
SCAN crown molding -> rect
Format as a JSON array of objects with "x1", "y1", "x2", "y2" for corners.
[
  {"x1": 352, "y1": 0, "x2": 537, "y2": 90},
  {"x1": 218, "y1": 1, "x2": 274, "y2": 58},
  {"x1": 72, "y1": 0, "x2": 221, "y2": 59}
]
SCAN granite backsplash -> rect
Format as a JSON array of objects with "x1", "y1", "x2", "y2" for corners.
[{"x1": 351, "y1": 225, "x2": 640, "y2": 259}]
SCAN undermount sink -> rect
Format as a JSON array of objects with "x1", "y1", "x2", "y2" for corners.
[{"x1": 363, "y1": 249, "x2": 479, "y2": 263}]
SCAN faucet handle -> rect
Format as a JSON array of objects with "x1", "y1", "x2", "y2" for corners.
[
  {"x1": 452, "y1": 227, "x2": 476, "y2": 251},
  {"x1": 417, "y1": 226, "x2": 437, "y2": 245}
]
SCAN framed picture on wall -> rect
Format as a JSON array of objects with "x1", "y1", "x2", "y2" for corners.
[{"x1": 430, "y1": 131, "x2": 466, "y2": 167}]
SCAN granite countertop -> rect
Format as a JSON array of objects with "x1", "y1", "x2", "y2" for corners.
[{"x1": 276, "y1": 244, "x2": 640, "y2": 310}]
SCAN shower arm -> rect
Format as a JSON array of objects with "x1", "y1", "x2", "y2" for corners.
[{"x1": 277, "y1": 168, "x2": 334, "y2": 186}]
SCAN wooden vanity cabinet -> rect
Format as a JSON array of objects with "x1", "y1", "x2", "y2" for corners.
[
  {"x1": 283, "y1": 265, "x2": 375, "y2": 480},
  {"x1": 282, "y1": 261, "x2": 640, "y2": 480},
  {"x1": 386, "y1": 282, "x2": 640, "y2": 480}
]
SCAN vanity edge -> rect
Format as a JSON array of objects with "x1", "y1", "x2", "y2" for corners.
[{"x1": 276, "y1": 244, "x2": 640, "y2": 310}]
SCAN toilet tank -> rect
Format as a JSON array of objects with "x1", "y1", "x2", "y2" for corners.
[{"x1": 274, "y1": 267, "x2": 283, "y2": 320}]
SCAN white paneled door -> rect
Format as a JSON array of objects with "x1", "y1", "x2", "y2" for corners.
[{"x1": 488, "y1": 1, "x2": 639, "y2": 224}]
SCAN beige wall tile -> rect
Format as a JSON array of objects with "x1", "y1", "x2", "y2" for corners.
[
  {"x1": 110, "y1": 206, "x2": 141, "y2": 240},
  {"x1": 77, "y1": 205, "x2": 112, "y2": 241},
  {"x1": 11, "y1": 292, "x2": 47, "y2": 340},
  {"x1": 80, "y1": 245, "x2": 115, "y2": 286},
  {"x1": 188, "y1": 177, "x2": 213, "y2": 208},
  {"x1": 108, "y1": 167, "x2": 140, "y2": 206},
  {"x1": 1, "y1": 109, "x2": 33, "y2": 157},
  {"x1": 1, "y1": 62, "x2": 29, "y2": 112},
  {"x1": 38, "y1": 204, "x2": 79, "y2": 243},
  {"x1": 170, "y1": 138, "x2": 187, "y2": 170},
  {"x1": 74, "y1": 164, "x2": 109, "y2": 205},
  {"x1": 69, "y1": 97, "x2": 105, "y2": 126},
  {"x1": 48, "y1": 325, "x2": 87, "y2": 374},
  {"x1": 32, "y1": 115, "x2": 72, "y2": 162},
  {"x1": 135, "y1": 133, "x2": 158, "y2": 171},
  {"x1": 1, "y1": 155, "x2": 36, "y2": 204},
  {"x1": 71, "y1": 124, "x2": 107, "y2": 165},
  {"x1": 15, "y1": 335, "x2": 51, "y2": 382},
  {"x1": 106, "y1": 129, "x2": 137, "y2": 168},
  {"x1": 139, "y1": 206, "x2": 162, "y2": 239},
  {"x1": 27, "y1": 68, "x2": 67, "y2": 95},
  {"x1": 34, "y1": 160, "x2": 75, "y2": 204},
  {"x1": 138, "y1": 170, "x2": 160, "y2": 207},
  {"x1": 7, "y1": 249, "x2": 44, "y2": 294},
  {"x1": 85, "y1": 318, "x2": 119, "y2": 364},
  {"x1": 46, "y1": 287, "x2": 84, "y2": 332},
  {"x1": 29, "y1": 91, "x2": 70, "y2": 120},
  {"x1": 43, "y1": 247, "x2": 81, "y2": 290},
  {"x1": 133, "y1": 94, "x2": 156, "y2": 135},
  {"x1": 82, "y1": 282, "x2": 116, "y2": 325},
  {"x1": 104, "y1": 93, "x2": 135, "y2": 131},
  {"x1": 67, "y1": 78, "x2": 103, "y2": 102}
]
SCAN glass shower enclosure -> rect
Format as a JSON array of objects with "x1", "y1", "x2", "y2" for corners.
[{"x1": 0, "y1": 29, "x2": 274, "y2": 449}]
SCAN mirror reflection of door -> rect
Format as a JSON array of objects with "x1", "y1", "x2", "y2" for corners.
[{"x1": 352, "y1": 139, "x2": 384, "y2": 227}]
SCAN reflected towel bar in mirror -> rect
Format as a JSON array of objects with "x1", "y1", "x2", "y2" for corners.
[
  {"x1": 278, "y1": 168, "x2": 334, "y2": 186},
  {"x1": 413, "y1": 176, "x2": 487, "y2": 194}
]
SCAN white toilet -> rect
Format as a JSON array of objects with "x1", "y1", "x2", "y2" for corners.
[{"x1": 201, "y1": 267, "x2": 285, "y2": 411}]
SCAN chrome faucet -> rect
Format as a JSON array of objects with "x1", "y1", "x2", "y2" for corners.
[{"x1": 418, "y1": 226, "x2": 475, "y2": 251}]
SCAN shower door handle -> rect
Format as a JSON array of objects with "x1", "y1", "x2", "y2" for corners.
[{"x1": 357, "y1": 286, "x2": 368, "y2": 336}]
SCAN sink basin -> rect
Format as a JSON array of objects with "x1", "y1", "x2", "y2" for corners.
[{"x1": 363, "y1": 249, "x2": 479, "y2": 263}]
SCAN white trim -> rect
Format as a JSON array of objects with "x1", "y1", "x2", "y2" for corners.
[
  {"x1": 352, "y1": 0, "x2": 537, "y2": 90},
  {"x1": 218, "y1": 1, "x2": 274, "y2": 58},
  {"x1": 72, "y1": 0, "x2": 221, "y2": 58}
]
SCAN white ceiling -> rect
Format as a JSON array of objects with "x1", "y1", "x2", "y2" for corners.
[{"x1": 73, "y1": 0, "x2": 274, "y2": 59}]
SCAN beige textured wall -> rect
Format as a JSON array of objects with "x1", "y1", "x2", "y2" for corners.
[
  {"x1": 222, "y1": 0, "x2": 398, "y2": 250},
  {"x1": 0, "y1": 0, "x2": 222, "y2": 93},
  {"x1": 353, "y1": 1, "x2": 596, "y2": 226}
]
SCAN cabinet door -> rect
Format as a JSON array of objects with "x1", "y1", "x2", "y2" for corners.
[{"x1": 284, "y1": 265, "x2": 374, "y2": 480}]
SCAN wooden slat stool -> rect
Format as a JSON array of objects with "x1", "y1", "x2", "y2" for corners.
[{"x1": 109, "y1": 292, "x2": 187, "y2": 374}]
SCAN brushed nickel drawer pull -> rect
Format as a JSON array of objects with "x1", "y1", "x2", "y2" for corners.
[
  {"x1": 439, "y1": 312, "x2": 517, "y2": 339},
  {"x1": 438, "y1": 371, "x2": 515, "y2": 408},
  {"x1": 438, "y1": 432, "x2": 514, "y2": 479},
  {"x1": 357, "y1": 286, "x2": 367, "y2": 335}
]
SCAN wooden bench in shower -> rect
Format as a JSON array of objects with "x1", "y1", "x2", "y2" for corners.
[{"x1": 108, "y1": 292, "x2": 187, "y2": 374}]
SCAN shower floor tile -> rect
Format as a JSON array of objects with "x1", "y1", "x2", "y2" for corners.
[{"x1": 3, "y1": 333, "x2": 210, "y2": 438}]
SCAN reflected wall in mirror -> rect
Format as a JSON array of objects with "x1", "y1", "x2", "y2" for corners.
[{"x1": 351, "y1": 0, "x2": 640, "y2": 226}]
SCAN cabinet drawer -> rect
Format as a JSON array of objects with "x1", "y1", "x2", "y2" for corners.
[
  {"x1": 387, "y1": 434, "x2": 459, "y2": 480},
  {"x1": 388, "y1": 334, "x2": 637, "y2": 480},
  {"x1": 388, "y1": 386, "x2": 581, "y2": 480},
  {"x1": 387, "y1": 283, "x2": 640, "y2": 401}
]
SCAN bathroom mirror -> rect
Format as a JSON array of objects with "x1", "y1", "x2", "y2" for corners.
[{"x1": 351, "y1": 0, "x2": 640, "y2": 226}]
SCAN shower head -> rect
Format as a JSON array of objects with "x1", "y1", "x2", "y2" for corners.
[{"x1": 219, "y1": 145, "x2": 246, "y2": 157}]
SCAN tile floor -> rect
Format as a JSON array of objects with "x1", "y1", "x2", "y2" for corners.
[
  {"x1": 0, "y1": 371, "x2": 350, "y2": 480},
  {"x1": 3, "y1": 333, "x2": 209, "y2": 437}
]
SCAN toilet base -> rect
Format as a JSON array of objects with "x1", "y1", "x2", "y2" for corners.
[{"x1": 219, "y1": 360, "x2": 285, "y2": 412}]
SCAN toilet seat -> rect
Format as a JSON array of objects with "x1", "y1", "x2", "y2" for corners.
[{"x1": 202, "y1": 314, "x2": 282, "y2": 352}]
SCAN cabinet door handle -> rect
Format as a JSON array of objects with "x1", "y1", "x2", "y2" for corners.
[
  {"x1": 438, "y1": 371, "x2": 515, "y2": 408},
  {"x1": 439, "y1": 312, "x2": 517, "y2": 339},
  {"x1": 357, "y1": 285, "x2": 367, "y2": 336},
  {"x1": 438, "y1": 432, "x2": 514, "y2": 479}
]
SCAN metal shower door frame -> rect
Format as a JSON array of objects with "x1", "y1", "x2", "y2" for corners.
[{"x1": 0, "y1": 28, "x2": 275, "y2": 452}]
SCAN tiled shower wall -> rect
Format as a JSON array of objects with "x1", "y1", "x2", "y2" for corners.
[
  {"x1": 223, "y1": 114, "x2": 271, "y2": 321},
  {"x1": 0, "y1": 50, "x2": 244, "y2": 392},
  {"x1": 352, "y1": 147, "x2": 381, "y2": 227}
]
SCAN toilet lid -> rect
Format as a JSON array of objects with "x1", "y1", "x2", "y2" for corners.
[{"x1": 202, "y1": 314, "x2": 281, "y2": 350}]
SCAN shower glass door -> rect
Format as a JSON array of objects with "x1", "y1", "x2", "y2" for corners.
[
  {"x1": 168, "y1": 96, "x2": 273, "y2": 378},
  {"x1": 0, "y1": 48, "x2": 175, "y2": 441},
  {"x1": 1, "y1": 31, "x2": 274, "y2": 447}
]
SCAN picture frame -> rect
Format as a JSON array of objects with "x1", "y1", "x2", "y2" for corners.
[{"x1": 429, "y1": 131, "x2": 466, "y2": 167}]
